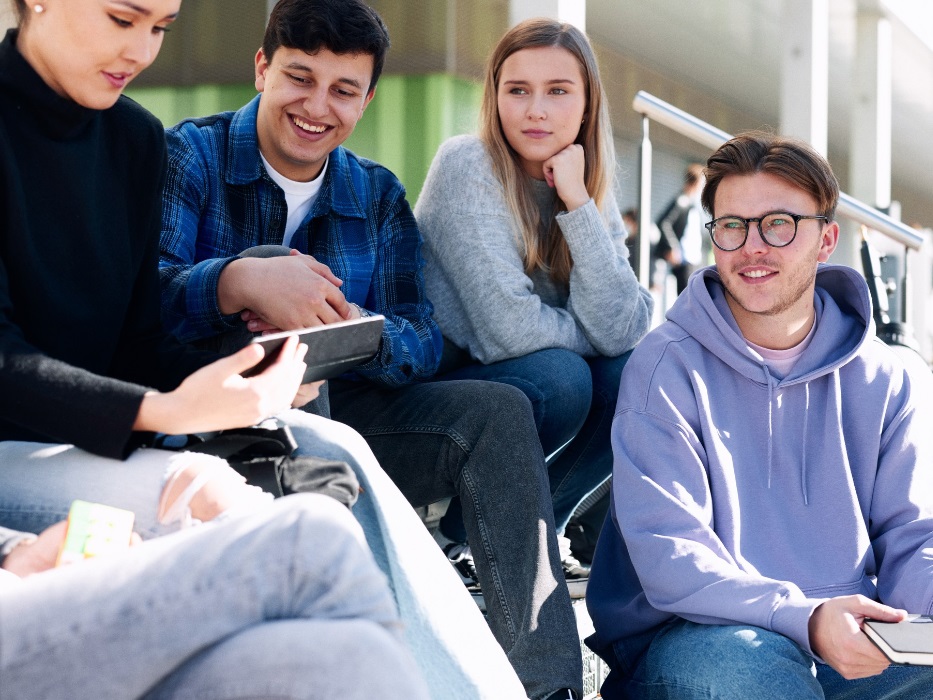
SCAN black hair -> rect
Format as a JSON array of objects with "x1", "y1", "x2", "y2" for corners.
[{"x1": 262, "y1": 0, "x2": 390, "y2": 94}]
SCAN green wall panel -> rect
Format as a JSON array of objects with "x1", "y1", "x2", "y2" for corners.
[{"x1": 128, "y1": 73, "x2": 482, "y2": 203}]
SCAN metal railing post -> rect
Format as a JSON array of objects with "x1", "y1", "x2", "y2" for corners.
[{"x1": 637, "y1": 116, "x2": 653, "y2": 288}]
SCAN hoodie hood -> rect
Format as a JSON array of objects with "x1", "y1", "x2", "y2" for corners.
[{"x1": 668, "y1": 263, "x2": 872, "y2": 386}]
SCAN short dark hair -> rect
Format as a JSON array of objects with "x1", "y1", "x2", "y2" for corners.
[
  {"x1": 702, "y1": 131, "x2": 839, "y2": 221},
  {"x1": 262, "y1": 0, "x2": 390, "y2": 94}
]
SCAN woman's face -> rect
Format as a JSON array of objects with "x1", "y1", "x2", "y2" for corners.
[
  {"x1": 16, "y1": 0, "x2": 180, "y2": 110},
  {"x1": 496, "y1": 45, "x2": 587, "y2": 179}
]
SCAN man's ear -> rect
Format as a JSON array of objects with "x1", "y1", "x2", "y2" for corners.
[
  {"x1": 359, "y1": 85, "x2": 376, "y2": 118},
  {"x1": 255, "y1": 48, "x2": 270, "y2": 93},
  {"x1": 817, "y1": 220, "x2": 840, "y2": 262}
]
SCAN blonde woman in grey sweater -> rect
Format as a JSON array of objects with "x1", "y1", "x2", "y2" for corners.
[{"x1": 415, "y1": 18, "x2": 652, "y2": 592}]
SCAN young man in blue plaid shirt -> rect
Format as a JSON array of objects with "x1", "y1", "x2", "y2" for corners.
[{"x1": 157, "y1": 1, "x2": 582, "y2": 698}]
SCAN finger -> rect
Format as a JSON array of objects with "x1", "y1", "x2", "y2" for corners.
[
  {"x1": 313, "y1": 294, "x2": 352, "y2": 324},
  {"x1": 240, "y1": 309, "x2": 260, "y2": 322},
  {"x1": 219, "y1": 342, "x2": 266, "y2": 374},
  {"x1": 308, "y1": 260, "x2": 344, "y2": 287},
  {"x1": 855, "y1": 597, "x2": 907, "y2": 622},
  {"x1": 247, "y1": 318, "x2": 280, "y2": 333},
  {"x1": 269, "y1": 335, "x2": 301, "y2": 365}
]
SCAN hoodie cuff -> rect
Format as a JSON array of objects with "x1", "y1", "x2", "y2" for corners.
[{"x1": 770, "y1": 594, "x2": 827, "y2": 659}]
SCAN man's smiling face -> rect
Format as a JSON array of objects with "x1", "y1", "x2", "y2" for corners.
[
  {"x1": 254, "y1": 45, "x2": 374, "y2": 182},
  {"x1": 713, "y1": 171, "x2": 838, "y2": 348}
]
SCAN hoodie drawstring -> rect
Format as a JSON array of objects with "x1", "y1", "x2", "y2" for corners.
[
  {"x1": 764, "y1": 367, "x2": 774, "y2": 490},
  {"x1": 801, "y1": 383, "x2": 810, "y2": 505}
]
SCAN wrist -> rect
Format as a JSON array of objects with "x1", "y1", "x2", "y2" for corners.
[
  {"x1": 134, "y1": 391, "x2": 181, "y2": 434},
  {"x1": 217, "y1": 258, "x2": 255, "y2": 316},
  {"x1": 562, "y1": 192, "x2": 591, "y2": 212}
]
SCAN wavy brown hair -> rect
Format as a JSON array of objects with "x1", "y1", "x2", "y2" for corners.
[
  {"x1": 479, "y1": 18, "x2": 615, "y2": 288},
  {"x1": 702, "y1": 131, "x2": 839, "y2": 220}
]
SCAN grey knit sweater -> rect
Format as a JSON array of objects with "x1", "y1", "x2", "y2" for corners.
[{"x1": 415, "y1": 134, "x2": 653, "y2": 364}]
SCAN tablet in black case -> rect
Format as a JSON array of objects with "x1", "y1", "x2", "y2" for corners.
[{"x1": 246, "y1": 315, "x2": 384, "y2": 383}]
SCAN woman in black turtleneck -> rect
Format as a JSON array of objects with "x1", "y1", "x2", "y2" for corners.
[
  {"x1": 0, "y1": 7, "x2": 432, "y2": 700},
  {"x1": 0, "y1": 0, "x2": 314, "y2": 531}
]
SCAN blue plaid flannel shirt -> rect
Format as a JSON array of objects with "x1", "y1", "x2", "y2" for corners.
[{"x1": 159, "y1": 96, "x2": 441, "y2": 387}]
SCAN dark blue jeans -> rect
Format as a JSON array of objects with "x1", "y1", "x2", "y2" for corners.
[
  {"x1": 438, "y1": 347, "x2": 631, "y2": 538},
  {"x1": 328, "y1": 377, "x2": 583, "y2": 700}
]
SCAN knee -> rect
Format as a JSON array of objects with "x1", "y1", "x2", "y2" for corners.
[
  {"x1": 641, "y1": 622, "x2": 817, "y2": 700},
  {"x1": 283, "y1": 409, "x2": 376, "y2": 467},
  {"x1": 591, "y1": 350, "x2": 633, "y2": 404},
  {"x1": 524, "y1": 349, "x2": 592, "y2": 407}
]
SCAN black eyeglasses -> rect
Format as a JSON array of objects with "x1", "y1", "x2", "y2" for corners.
[{"x1": 704, "y1": 211, "x2": 829, "y2": 251}]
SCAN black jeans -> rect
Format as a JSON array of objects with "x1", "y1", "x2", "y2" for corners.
[{"x1": 329, "y1": 377, "x2": 583, "y2": 700}]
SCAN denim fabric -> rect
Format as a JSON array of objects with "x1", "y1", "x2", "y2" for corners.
[
  {"x1": 0, "y1": 441, "x2": 177, "y2": 538},
  {"x1": 281, "y1": 410, "x2": 529, "y2": 698},
  {"x1": 438, "y1": 348, "x2": 631, "y2": 535},
  {"x1": 0, "y1": 408, "x2": 528, "y2": 699},
  {"x1": 329, "y1": 376, "x2": 584, "y2": 699},
  {"x1": 0, "y1": 494, "x2": 430, "y2": 699},
  {"x1": 605, "y1": 619, "x2": 933, "y2": 700}
]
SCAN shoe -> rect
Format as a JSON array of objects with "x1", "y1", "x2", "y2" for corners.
[
  {"x1": 441, "y1": 542, "x2": 486, "y2": 612},
  {"x1": 558, "y1": 534, "x2": 589, "y2": 598},
  {"x1": 542, "y1": 690, "x2": 578, "y2": 700},
  {"x1": 443, "y1": 542, "x2": 479, "y2": 586}
]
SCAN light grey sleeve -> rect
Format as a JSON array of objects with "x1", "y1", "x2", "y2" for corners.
[
  {"x1": 416, "y1": 136, "x2": 596, "y2": 364},
  {"x1": 557, "y1": 194, "x2": 654, "y2": 356}
]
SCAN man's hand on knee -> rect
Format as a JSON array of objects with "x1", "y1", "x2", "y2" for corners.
[{"x1": 809, "y1": 594, "x2": 907, "y2": 679}]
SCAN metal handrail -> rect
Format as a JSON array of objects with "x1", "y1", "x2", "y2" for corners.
[{"x1": 632, "y1": 90, "x2": 924, "y2": 251}]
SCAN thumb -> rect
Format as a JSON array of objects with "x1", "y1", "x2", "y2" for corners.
[
  {"x1": 856, "y1": 597, "x2": 907, "y2": 623},
  {"x1": 219, "y1": 343, "x2": 266, "y2": 375}
]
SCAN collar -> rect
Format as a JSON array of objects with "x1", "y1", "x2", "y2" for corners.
[
  {"x1": 225, "y1": 94, "x2": 366, "y2": 220},
  {"x1": 0, "y1": 28, "x2": 98, "y2": 139}
]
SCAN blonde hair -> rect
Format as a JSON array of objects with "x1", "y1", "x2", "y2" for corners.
[{"x1": 479, "y1": 18, "x2": 615, "y2": 287}]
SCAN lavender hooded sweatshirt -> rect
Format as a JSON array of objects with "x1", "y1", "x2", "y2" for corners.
[{"x1": 587, "y1": 263, "x2": 933, "y2": 671}]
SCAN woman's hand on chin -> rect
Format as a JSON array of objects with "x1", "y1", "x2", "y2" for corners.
[{"x1": 542, "y1": 144, "x2": 590, "y2": 211}]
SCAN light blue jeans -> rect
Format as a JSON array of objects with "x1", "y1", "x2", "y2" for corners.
[
  {"x1": 438, "y1": 347, "x2": 631, "y2": 536},
  {"x1": 605, "y1": 619, "x2": 933, "y2": 699},
  {"x1": 0, "y1": 409, "x2": 527, "y2": 699},
  {"x1": 0, "y1": 494, "x2": 430, "y2": 699}
]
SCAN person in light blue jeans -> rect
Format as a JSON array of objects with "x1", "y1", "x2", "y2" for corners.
[
  {"x1": 0, "y1": 0, "x2": 527, "y2": 695},
  {"x1": 0, "y1": 494, "x2": 430, "y2": 700},
  {"x1": 0, "y1": 408, "x2": 530, "y2": 700}
]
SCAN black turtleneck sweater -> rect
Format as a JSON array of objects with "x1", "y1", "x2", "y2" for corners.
[{"x1": 0, "y1": 30, "x2": 213, "y2": 459}]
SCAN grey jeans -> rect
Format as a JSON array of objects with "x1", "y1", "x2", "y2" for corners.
[{"x1": 0, "y1": 494, "x2": 430, "y2": 699}]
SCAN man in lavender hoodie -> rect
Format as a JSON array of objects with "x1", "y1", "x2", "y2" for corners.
[{"x1": 586, "y1": 131, "x2": 933, "y2": 699}]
